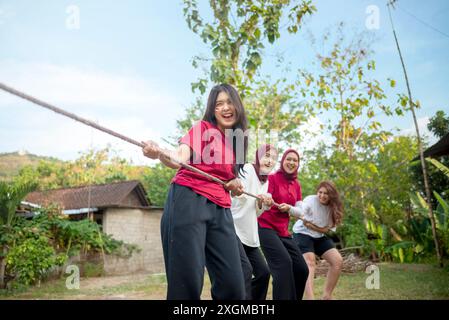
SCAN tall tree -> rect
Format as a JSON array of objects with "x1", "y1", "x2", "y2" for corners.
[
  {"x1": 297, "y1": 23, "x2": 403, "y2": 159},
  {"x1": 177, "y1": 0, "x2": 316, "y2": 147},
  {"x1": 387, "y1": 1, "x2": 442, "y2": 266},
  {"x1": 296, "y1": 25, "x2": 409, "y2": 253},
  {"x1": 183, "y1": 0, "x2": 316, "y2": 96}
]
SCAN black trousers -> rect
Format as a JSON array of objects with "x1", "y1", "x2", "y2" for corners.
[
  {"x1": 258, "y1": 227, "x2": 309, "y2": 300},
  {"x1": 238, "y1": 239, "x2": 270, "y2": 300},
  {"x1": 161, "y1": 183, "x2": 245, "y2": 300}
]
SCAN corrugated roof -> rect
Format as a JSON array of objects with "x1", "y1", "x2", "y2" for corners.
[{"x1": 25, "y1": 180, "x2": 151, "y2": 210}]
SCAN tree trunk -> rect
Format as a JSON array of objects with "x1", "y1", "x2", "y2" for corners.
[
  {"x1": 0, "y1": 246, "x2": 7, "y2": 289},
  {"x1": 387, "y1": 3, "x2": 442, "y2": 267}
]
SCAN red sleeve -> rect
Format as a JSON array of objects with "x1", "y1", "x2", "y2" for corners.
[
  {"x1": 179, "y1": 120, "x2": 205, "y2": 163},
  {"x1": 297, "y1": 182, "x2": 302, "y2": 201},
  {"x1": 267, "y1": 174, "x2": 277, "y2": 200}
]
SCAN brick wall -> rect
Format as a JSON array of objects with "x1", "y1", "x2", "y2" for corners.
[{"x1": 102, "y1": 208, "x2": 164, "y2": 275}]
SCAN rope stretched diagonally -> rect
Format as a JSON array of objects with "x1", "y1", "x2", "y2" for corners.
[{"x1": 0, "y1": 81, "x2": 316, "y2": 225}]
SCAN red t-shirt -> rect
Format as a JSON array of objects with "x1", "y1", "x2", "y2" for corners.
[
  {"x1": 172, "y1": 120, "x2": 236, "y2": 208},
  {"x1": 258, "y1": 171, "x2": 302, "y2": 237}
]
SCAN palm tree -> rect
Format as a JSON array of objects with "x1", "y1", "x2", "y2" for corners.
[{"x1": 0, "y1": 181, "x2": 37, "y2": 288}]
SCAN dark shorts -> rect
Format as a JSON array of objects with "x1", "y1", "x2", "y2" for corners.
[{"x1": 293, "y1": 232, "x2": 335, "y2": 257}]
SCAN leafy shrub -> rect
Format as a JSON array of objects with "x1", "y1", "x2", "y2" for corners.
[
  {"x1": 6, "y1": 237, "x2": 67, "y2": 285},
  {"x1": 5, "y1": 206, "x2": 139, "y2": 286}
]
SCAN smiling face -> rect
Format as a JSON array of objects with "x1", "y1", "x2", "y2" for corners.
[
  {"x1": 258, "y1": 150, "x2": 278, "y2": 175},
  {"x1": 282, "y1": 152, "x2": 299, "y2": 174},
  {"x1": 317, "y1": 187, "x2": 330, "y2": 205},
  {"x1": 214, "y1": 91, "x2": 236, "y2": 131}
]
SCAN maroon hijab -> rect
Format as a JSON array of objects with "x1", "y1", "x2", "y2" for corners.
[
  {"x1": 277, "y1": 148, "x2": 300, "y2": 181},
  {"x1": 253, "y1": 144, "x2": 276, "y2": 183}
]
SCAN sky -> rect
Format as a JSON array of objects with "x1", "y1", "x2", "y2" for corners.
[{"x1": 0, "y1": 0, "x2": 448, "y2": 165}]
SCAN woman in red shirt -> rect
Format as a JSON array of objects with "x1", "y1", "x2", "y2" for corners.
[
  {"x1": 142, "y1": 84, "x2": 247, "y2": 300},
  {"x1": 258, "y1": 149, "x2": 309, "y2": 300}
]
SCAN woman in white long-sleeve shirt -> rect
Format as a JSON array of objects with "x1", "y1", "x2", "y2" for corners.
[
  {"x1": 231, "y1": 144, "x2": 278, "y2": 300},
  {"x1": 288, "y1": 181, "x2": 344, "y2": 300}
]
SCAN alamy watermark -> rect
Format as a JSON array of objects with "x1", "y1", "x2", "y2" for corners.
[
  {"x1": 365, "y1": 5, "x2": 380, "y2": 30},
  {"x1": 65, "y1": 264, "x2": 80, "y2": 290},
  {"x1": 180, "y1": 124, "x2": 279, "y2": 167},
  {"x1": 66, "y1": 5, "x2": 80, "y2": 30},
  {"x1": 365, "y1": 264, "x2": 380, "y2": 289}
]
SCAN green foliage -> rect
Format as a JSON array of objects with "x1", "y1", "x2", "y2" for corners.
[
  {"x1": 434, "y1": 192, "x2": 449, "y2": 256},
  {"x1": 301, "y1": 135, "x2": 419, "y2": 260},
  {"x1": 18, "y1": 206, "x2": 140, "y2": 258},
  {"x1": 183, "y1": 0, "x2": 316, "y2": 96},
  {"x1": 427, "y1": 110, "x2": 449, "y2": 139},
  {"x1": 408, "y1": 190, "x2": 449, "y2": 259},
  {"x1": 3, "y1": 206, "x2": 139, "y2": 287},
  {"x1": 15, "y1": 147, "x2": 150, "y2": 191},
  {"x1": 82, "y1": 261, "x2": 105, "y2": 278},
  {"x1": 177, "y1": 0, "x2": 316, "y2": 147},
  {"x1": 6, "y1": 237, "x2": 67, "y2": 286},
  {"x1": 142, "y1": 164, "x2": 177, "y2": 207},
  {"x1": 411, "y1": 155, "x2": 449, "y2": 208},
  {"x1": 426, "y1": 158, "x2": 449, "y2": 180},
  {"x1": 0, "y1": 180, "x2": 38, "y2": 288},
  {"x1": 0, "y1": 180, "x2": 37, "y2": 227},
  {"x1": 245, "y1": 77, "x2": 308, "y2": 148},
  {"x1": 297, "y1": 23, "x2": 406, "y2": 159},
  {"x1": 0, "y1": 152, "x2": 62, "y2": 181}
]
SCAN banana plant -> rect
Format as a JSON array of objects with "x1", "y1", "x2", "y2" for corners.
[{"x1": 426, "y1": 158, "x2": 449, "y2": 180}]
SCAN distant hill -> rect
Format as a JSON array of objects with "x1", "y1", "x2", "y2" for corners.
[{"x1": 0, "y1": 151, "x2": 62, "y2": 180}]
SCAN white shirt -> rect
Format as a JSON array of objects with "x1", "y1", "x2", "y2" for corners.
[
  {"x1": 291, "y1": 195, "x2": 336, "y2": 238},
  {"x1": 231, "y1": 163, "x2": 269, "y2": 247}
]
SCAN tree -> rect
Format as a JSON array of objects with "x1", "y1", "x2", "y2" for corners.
[
  {"x1": 175, "y1": 0, "x2": 316, "y2": 143},
  {"x1": 296, "y1": 26, "x2": 410, "y2": 255},
  {"x1": 428, "y1": 110, "x2": 449, "y2": 139},
  {"x1": 0, "y1": 180, "x2": 37, "y2": 288},
  {"x1": 297, "y1": 23, "x2": 404, "y2": 160},
  {"x1": 183, "y1": 0, "x2": 316, "y2": 96},
  {"x1": 387, "y1": 1, "x2": 442, "y2": 267},
  {"x1": 16, "y1": 147, "x2": 150, "y2": 191},
  {"x1": 141, "y1": 164, "x2": 177, "y2": 207}
]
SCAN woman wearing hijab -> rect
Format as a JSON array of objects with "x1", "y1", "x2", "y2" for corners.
[
  {"x1": 257, "y1": 149, "x2": 309, "y2": 300},
  {"x1": 231, "y1": 144, "x2": 278, "y2": 300}
]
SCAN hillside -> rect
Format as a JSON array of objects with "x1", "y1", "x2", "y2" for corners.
[{"x1": 0, "y1": 151, "x2": 62, "y2": 180}]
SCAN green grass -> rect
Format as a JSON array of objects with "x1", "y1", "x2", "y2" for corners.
[
  {"x1": 313, "y1": 263, "x2": 449, "y2": 300},
  {"x1": 1, "y1": 263, "x2": 448, "y2": 300}
]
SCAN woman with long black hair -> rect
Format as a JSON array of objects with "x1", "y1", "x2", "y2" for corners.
[{"x1": 142, "y1": 84, "x2": 248, "y2": 300}]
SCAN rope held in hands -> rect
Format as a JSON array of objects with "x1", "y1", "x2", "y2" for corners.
[{"x1": 0, "y1": 82, "x2": 315, "y2": 225}]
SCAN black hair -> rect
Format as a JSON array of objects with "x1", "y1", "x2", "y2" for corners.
[{"x1": 202, "y1": 84, "x2": 248, "y2": 175}]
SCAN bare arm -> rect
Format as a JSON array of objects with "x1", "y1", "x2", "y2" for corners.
[
  {"x1": 142, "y1": 141, "x2": 191, "y2": 169},
  {"x1": 303, "y1": 221, "x2": 332, "y2": 234}
]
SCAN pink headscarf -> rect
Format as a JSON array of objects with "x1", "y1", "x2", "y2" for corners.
[{"x1": 253, "y1": 144, "x2": 277, "y2": 183}]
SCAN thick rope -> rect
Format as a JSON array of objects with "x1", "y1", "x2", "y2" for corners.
[{"x1": 0, "y1": 82, "x2": 317, "y2": 225}]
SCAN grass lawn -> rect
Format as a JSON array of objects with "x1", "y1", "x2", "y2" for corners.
[{"x1": 1, "y1": 262, "x2": 448, "y2": 300}]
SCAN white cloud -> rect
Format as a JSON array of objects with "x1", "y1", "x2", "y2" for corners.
[
  {"x1": 399, "y1": 116, "x2": 438, "y2": 144},
  {"x1": 0, "y1": 60, "x2": 184, "y2": 164}
]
